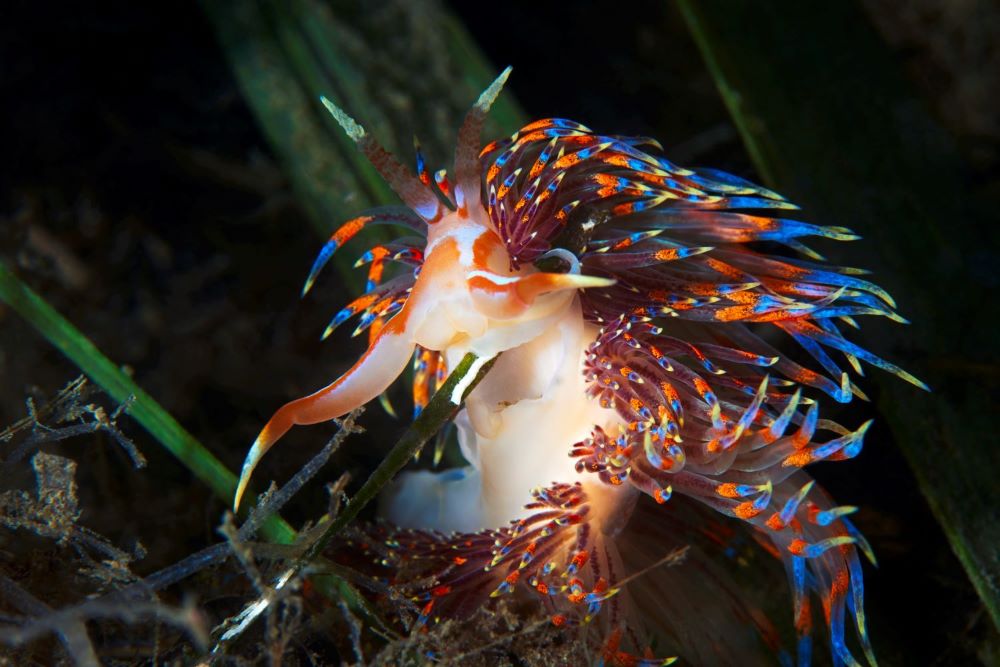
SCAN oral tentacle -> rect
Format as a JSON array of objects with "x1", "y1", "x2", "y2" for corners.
[
  {"x1": 515, "y1": 272, "x2": 616, "y2": 302},
  {"x1": 466, "y1": 270, "x2": 615, "y2": 320},
  {"x1": 234, "y1": 314, "x2": 416, "y2": 510}
]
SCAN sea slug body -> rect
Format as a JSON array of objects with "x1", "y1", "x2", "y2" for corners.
[{"x1": 236, "y1": 69, "x2": 925, "y2": 665}]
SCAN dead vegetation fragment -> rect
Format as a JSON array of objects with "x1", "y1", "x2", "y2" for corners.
[
  {"x1": 1, "y1": 377, "x2": 669, "y2": 665},
  {"x1": 0, "y1": 378, "x2": 206, "y2": 665}
]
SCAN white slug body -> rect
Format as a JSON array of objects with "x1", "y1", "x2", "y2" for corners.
[
  {"x1": 234, "y1": 199, "x2": 615, "y2": 514},
  {"x1": 384, "y1": 290, "x2": 634, "y2": 533}
]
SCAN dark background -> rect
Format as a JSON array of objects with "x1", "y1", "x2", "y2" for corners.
[{"x1": 1, "y1": 1, "x2": 997, "y2": 663}]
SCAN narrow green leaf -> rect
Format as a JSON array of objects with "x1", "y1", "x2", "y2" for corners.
[
  {"x1": 0, "y1": 260, "x2": 491, "y2": 632},
  {"x1": 0, "y1": 260, "x2": 294, "y2": 546},
  {"x1": 678, "y1": 0, "x2": 999, "y2": 629},
  {"x1": 300, "y1": 352, "x2": 497, "y2": 564},
  {"x1": 202, "y1": 0, "x2": 527, "y2": 293}
]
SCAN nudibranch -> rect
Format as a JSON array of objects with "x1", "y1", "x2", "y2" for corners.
[{"x1": 235, "y1": 68, "x2": 925, "y2": 665}]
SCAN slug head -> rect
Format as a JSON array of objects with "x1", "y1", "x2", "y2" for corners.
[{"x1": 233, "y1": 69, "x2": 612, "y2": 510}]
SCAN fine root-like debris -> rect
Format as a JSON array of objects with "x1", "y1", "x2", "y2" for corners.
[
  {"x1": 209, "y1": 509, "x2": 305, "y2": 660},
  {"x1": 337, "y1": 597, "x2": 366, "y2": 665},
  {"x1": 0, "y1": 451, "x2": 144, "y2": 589},
  {"x1": 0, "y1": 372, "x2": 690, "y2": 666},
  {"x1": 0, "y1": 379, "x2": 165, "y2": 664},
  {"x1": 1, "y1": 451, "x2": 80, "y2": 544},
  {"x1": 0, "y1": 389, "x2": 377, "y2": 664},
  {"x1": 0, "y1": 573, "x2": 210, "y2": 666},
  {"x1": 237, "y1": 409, "x2": 365, "y2": 542},
  {"x1": 132, "y1": 409, "x2": 379, "y2": 665},
  {"x1": 0, "y1": 572, "x2": 100, "y2": 667},
  {"x1": 367, "y1": 598, "x2": 589, "y2": 667},
  {"x1": 0, "y1": 448, "x2": 187, "y2": 665},
  {"x1": 1, "y1": 375, "x2": 145, "y2": 469},
  {"x1": 207, "y1": 410, "x2": 383, "y2": 661},
  {"x1": 360, "y1": 545, "x2": 691, "y2": 666},
  {"x1": 0, "y1": 380, "x2": 551, "y2": 665}
]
